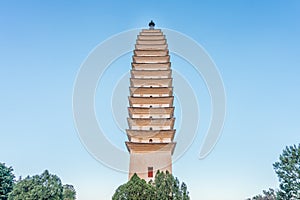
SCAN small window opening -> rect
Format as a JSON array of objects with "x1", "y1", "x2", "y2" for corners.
[
  {"x1": 149, "y1": 139, "x2": 153, "y2": 143},
  {"x1": 148, "y1": 167, "x2": 153, "y2": 178}
]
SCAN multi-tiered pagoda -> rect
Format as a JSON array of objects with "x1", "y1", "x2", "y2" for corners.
[{"x1": 126, "y1": 21, "x2": 176, "y2": 181}]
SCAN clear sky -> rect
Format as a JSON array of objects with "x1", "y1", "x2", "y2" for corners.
[{"x1": 1, "y1": 1, "x2": 300, "y2": 199}]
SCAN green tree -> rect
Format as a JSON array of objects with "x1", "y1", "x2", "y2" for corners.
[
  {"x1": 0, "y1": 163, "x2": 15, "y2": 200},
  {"x1": 247, "y1": 188, "x2": 277, "y2": 200},
  {"x1": 154, "y1": 171, "x2": 169, "y2": 199},
  {"x1": 63, "y1": 184, "x2": 76, "y2": 200},
  {"x1": 8, "y1": 170, "x2": 63, "y2": 200},
  {"x1": 112, "y1": 171, "x2": 190, "y2": 200},
  {"x1": 273, "y1": 144, "x2": 300, "y2": 199},
  {"x1": 112, "y1": 173, "x2": 155, "y2": 200},
  {"x1": 180, "y1": 182, "x2": 189, "y2": 200},
  {"x1": 154, "y1": 171, "x2": 189, "y2": 200}
]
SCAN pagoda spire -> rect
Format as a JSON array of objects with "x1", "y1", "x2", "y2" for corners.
[{"x1": 148, "y1": 20, "x2": 155, "y2": 29}]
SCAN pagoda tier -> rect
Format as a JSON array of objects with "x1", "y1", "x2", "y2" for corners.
[
  {"x1": 130, "y1": 87, "x2": 173, "y2": 97},
  {"x1": 126, "y1": 130, "x2": 176, "y2": 141},
  {"x1": 135, "y1": 44, "x2": 167, "y2": 50},
  {"x1": 128, "y1": 107, "x2": 174, "y2": 118},
  {"x1": 131, "y1": 70, "x2": 172, "y2": 78},
  {"x1": 138, "y1": 32, "x2": 164, "y2": 36},
  {"x1": 130, "y1": 78, "x2": 172, "y2": 87},
  {"x1": 134, "y1": 50, "x2": 169, "y2": 57},
  {"x1": 132, "y1": 63, "x2": 171, "y2": 70},
  {"x1": 138, "y1": 35, "x2": 165, "y2": 40},
  {"x1": 128, "y1": 97, "x2": 174, "y2": 108},
  {"x1": 126, "y1": 142, "x2": 176, "y2": 154},
  {"x1": 136, "y1": 40, "x2": 166, "y2": 45},
  {"x1": 127, "y1": 118, "x2": 175, "y2": 130},
  {"x1": 133, "y1": 55, "x2": 170, "y2": 63},
  {"x1": 126, "y1": 28, "x2": 176, "y2": 181}
]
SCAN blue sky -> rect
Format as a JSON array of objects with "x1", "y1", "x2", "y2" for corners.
[{"x1": 1, "y1": 1, "x2": 300, "y2": 199}]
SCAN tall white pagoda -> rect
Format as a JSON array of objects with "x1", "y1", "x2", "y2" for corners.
[{"x1": 126, "y1": 21, "x2": 176, "y2": 181}]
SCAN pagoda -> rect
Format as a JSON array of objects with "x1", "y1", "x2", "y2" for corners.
[{"x1": 126, "y1": 21, "x2": 176, "y2": 181}]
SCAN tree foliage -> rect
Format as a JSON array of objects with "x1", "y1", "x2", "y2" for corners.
[
  {"x1": 63, "y1": 184, "x2": 76, "y2": 200},
  {"x1": 154, "y1": 171, "x2": 189, "y2": 200},
  {"x1": 7, "y1": 170, "x2": 74, "y2": 200},
  {"x1": 247, "y1": 188, "x2": 277, "y2": 200},
  {"x1": 273, "y1": 144, "x2": 300, "y2": 199},
  {"x1": 112, "y1": 171, "x2": 190, "y2": 200},
  {"x1": 0, "y1": 163, "x2": 15, "y2": 200},
  {"x1": 112, "y1": 174, "x2": 155, "y2": 200}
]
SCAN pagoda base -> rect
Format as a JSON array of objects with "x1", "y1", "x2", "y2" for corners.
[{"x1": 128, "y1": 151, "x2": 172, "y2": 182}]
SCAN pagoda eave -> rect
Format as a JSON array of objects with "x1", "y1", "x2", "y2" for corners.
[
  {"x1": 131, "y1": 70, "x2": 172, "y2": 79},
  {"x1": 130, "y1": 78, "x2": 173, "y2": 88},
  {"x1": 138, "y1": 35, "x2": 166, "y2": 41},
  {"x1": 134, "y1": 50, "x2": 169, "y2": 57},
  {"x1": 126, "y1": 142, "x2": 176, "y2": 154},
  {"x1": 127, "y1": 118, "x2": 175, "y2": 129},
  {"x1": 131, "y1": 62, "x2": 171, "y2": 70},
  {"x1": 128, "y1": 107, "x2": 174, "y2": 118},
  {"x1": 129, "y1": 97, "x2": 174, "y2": 107},
  {"x1": 129, "y1": 87, "x2": 173, "y2": 97},
  {"x1": 133, "y1": 55, "x2": 170, "y2": 64},
  {"x1": 126, "y1": 129, "x2": 176, "y2": 141}
]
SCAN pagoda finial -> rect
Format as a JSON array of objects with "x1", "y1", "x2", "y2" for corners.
[{"x1": 149, "y1": 20, "x2": 155, "y2": 29}]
